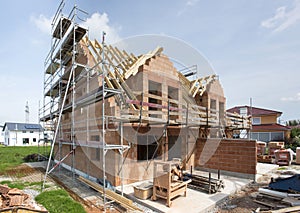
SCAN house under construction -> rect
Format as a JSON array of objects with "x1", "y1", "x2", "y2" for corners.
[{"x1": 40, "y1": 2, "x2": 256, "y2": 201}]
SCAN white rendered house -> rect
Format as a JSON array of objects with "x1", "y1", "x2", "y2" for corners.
[
  {"x1": 0, "y1": 125, "x2": 4, "y2": 144},
  {"x1": 3, "y1": 122, "x2": 43, "y2": 146}
]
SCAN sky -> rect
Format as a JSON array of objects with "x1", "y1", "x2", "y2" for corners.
[{"x1": 0, "y1": 0, "x2": 299, "y2": 125}]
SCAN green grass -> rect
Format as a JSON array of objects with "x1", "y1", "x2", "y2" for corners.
[
  {"x1": 277, "y1": 167, "x2": 287, "y2": 170},
  {"x1": 0, "y1": 146, "x2": 50, "y2": 173},
  {"x1": 35, "y1": 189, "x2": 86, "y2": 213},
  {"x1": 0, "y1": 180, "x2": 50, "y2": 190},
  {"x1": 0, "y1": 146, "x2": 86, "y2": 212}
]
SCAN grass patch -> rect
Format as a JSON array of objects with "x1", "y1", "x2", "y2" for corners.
[
  {"x1": 35, "y1": 189, "x2": 86, "y2": 213},
  {"x1": 0, "y1": 180, "x2": 47, "y2": 190},
  {"x1": 277, "y1": 167, "x2": 287, "y2": 170},
  {"x1": 0, "y1": 146, "x2": 50, "y2": 174},
  {"x1": 1, "y1": 180, "x2": 26, "y2": 189}
]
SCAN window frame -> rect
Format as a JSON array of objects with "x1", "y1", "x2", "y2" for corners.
[{"x1": 252, "y1": 117, "x2": 261, "y2": 125}]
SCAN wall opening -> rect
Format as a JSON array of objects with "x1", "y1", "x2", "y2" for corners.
[
  {"x1": 148, "y1": 80, "x2": 162, "y2": 118},
  {"x1": 168, "y1": 135, "x2": 181, "y2": 160},
  {"x1": 137, "y1": 135, "x2": 158, "y2": 161}
]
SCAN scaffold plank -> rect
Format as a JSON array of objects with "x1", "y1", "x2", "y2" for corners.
[{"x1": 53, "y1": 16, "x2": 72, "y2": 39}]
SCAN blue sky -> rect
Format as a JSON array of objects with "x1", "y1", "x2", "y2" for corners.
[{"x1": 0, "y1": 0, "x2": 299, "y2": 124}]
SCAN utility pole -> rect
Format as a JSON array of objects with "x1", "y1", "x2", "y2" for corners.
[{"x1": 25, "y1": 101, "x2": 30, "y2": 123}]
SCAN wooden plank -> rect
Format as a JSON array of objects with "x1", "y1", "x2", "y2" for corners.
[
  {"x1": 282, "y1": 197, "x2": 300, "y2": 206},
  {"x1": 148, "y1": 93, "x2": 163, "y2": 101},
  {"x1": 78, "y1": 176, "x2": 142, "y2": 212},
  {"x1": 261, "y1": 206, "x2": 300, "y2": 213},
  {"x1": 45, "y1": 61, "x2": 60, "y2": 75},
  {"x1": 0, "y1": 207, "x2": 48, "y2": 213},
  {"x1": 253, "y1": 199, "x2": 275, "y2": 208}
]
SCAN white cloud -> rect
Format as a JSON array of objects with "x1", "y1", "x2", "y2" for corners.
[
  {"x1": 261, "y1": 0, "x2": 300, "y2": 32},
  {"x1": 82, "y1": 12, "x2": 121, "y2": 44},
  {"x1": 281, "y1": 92, "x2": 300, "y2": 102},
  {"x1": 30, "y1": 12, "x2": 121, "y2": 44},
  {"x1": 261, "y1": 7, "x2": 286, "y2": 29},
  {"x1": 186, "y1": 0, "x2": 200, "y2": 6},
  {"x1": 30, "y1": 14, "x2": 52, "y2": 35},
  {"x1": 177, "y1": 0, "x2": 200, "y2": 16}
]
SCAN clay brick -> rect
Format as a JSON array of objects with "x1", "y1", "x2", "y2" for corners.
[{"x1": 194, "y1": 139, "x2": 256, "y2": 175}]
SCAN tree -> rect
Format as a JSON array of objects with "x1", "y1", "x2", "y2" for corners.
[
  {"x1": 291, "y1": 128, "x2": 300, "y2": 138},
  {"x1": 286, "y1": 127, "x2": 300, "y2": 152},
  {"x1": 286, "y1": 119, "x2": 300, "y2": 126}
]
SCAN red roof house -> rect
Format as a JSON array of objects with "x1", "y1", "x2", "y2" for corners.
[{"x1": 227, "y1": 106, "x2": 291, "y2": 142}]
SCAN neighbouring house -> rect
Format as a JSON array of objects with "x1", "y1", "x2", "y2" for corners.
[
  {"x1": 2, "y1": 122, "x2": 43, "y2": 146},
  {"x1": 0, "y1": 125, "x2": 4, "y2": 144},
  {"x1": 227, "y1": 106, "x2": 291, "y2": 142}
]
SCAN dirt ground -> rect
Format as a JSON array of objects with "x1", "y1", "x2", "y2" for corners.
[
  {"x1": 1, "y1": 164, "x2": 107, "y2": 213},
  {"x1": 3, "y1": 163, "x2": 300, "y2": 213},
  {"x1": 216, "y1": 164, "x2": 300, "y2": 213}
]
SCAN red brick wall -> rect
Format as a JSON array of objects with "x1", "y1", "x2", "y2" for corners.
[{"x1": 194, "y1": 139, "x2": 257, "y2": 175}]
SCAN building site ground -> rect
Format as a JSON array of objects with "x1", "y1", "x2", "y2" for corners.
[{"x1": 3, "y1": 155, "x2": 300, "y2": 213}]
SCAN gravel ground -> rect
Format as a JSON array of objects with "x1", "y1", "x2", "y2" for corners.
[{"x1": 214, "y1": 164, "x2": 300, "y2": 213}]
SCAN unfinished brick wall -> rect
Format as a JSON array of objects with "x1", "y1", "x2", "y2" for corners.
[{"x1": 194, "y1": 139, "x2": 257, "y2": 177}]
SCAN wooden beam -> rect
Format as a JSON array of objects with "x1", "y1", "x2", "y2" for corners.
[
  {"x1": 123, "y1": 46, "x2": 163, "y2": 79},
  {"x1": 130, "y1": 53, "x2": 138, "y2": 61},
  {"x1": 78, "y1": 176, "x2": 142, "y2": 212},
  {"x1": 261, "y1": 206, "x2": 300, "y2": 213},
  {"x1": 114, "y1": 47, "x2": 130, "y2": 69},
  {"x1": 106, "y1": 45, "x2": 127, "y2": 71},
  {"x1": 83, "y1": 39, "x2": 104, "y2": 74}
]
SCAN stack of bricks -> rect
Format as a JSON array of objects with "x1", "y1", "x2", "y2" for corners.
[
  {"x1": 194, "y1": 139, "x2": 257, "y2": 175},
  {"x1": 268, "y1": 141, "x2": 284, "y2": 156},
  {"x1": 257, "y1": 141, "x2": 267, "y2": 155},
  {"x1": 296, "y1": 147, "x2": 300, "y2": 164}
]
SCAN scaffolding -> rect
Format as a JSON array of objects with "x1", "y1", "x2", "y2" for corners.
[
  {"x1": 40, "y1": 1, "x2": 251, "y2": 211},
  {"x1": 40, "y1": 1, "x2": 131, "y2": 210}
]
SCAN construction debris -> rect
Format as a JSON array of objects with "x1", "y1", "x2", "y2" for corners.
[
  {"x1": 0, "y1": 184, "x2": 47, "y2": 212},
  {"x1": 254, "y1": 168, "x2": 300, "y2": 212},
  {"x1": 252, "y1": 179, "x2": 300, "y2": 212},
  {"x1": 184, "y1": 172, "x2": 225, "y2": 194},
  {"x1": 252, "y1": 188, "x2": 300, "y2": 211},
  {"x1": 269, "y1": 174, "x2": 300, "y2": 193},
  {"x1": 260, "y1": 206, "x2": 300, "y2": 213}
]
